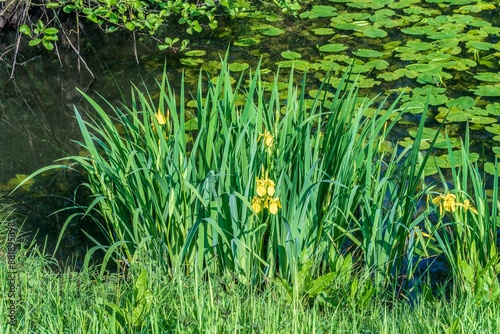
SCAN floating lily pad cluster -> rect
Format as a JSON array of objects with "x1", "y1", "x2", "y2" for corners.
[{"x1": 172, "y1": 0, "x2": 500, "y2": 176}]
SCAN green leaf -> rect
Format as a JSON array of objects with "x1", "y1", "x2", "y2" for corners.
[
  {"x1": 258, "y1": 26, "x2": 284, "y2": 36},
  {"x1": 307, "y1": 272, "x2": 336, "y2": 297},
  {"x1": 19, "y1": 24, "x2": 31, "y2": 35},
  {"x1": 228, "y1": 62, "x2": 249, "y2": 72},
  {"x1": 28, "y1": 38, "x2": 42, "y2": 46},
  {"x1": 458, "y1": 260, "x2": 475, "y2": 285},
  {"x1": 44, "y1": 27, "x2": 58, "y2": 35},
  {"x1": 311, "y1": 28, "x2": 335, "y2": 35},
  {"x1": 318, "y1": 43, "x2": 348, "y2": 53},
  {"x1": 281, "y1": 51, "x2": 301, "y2": 60},
  {"x1": 363, "y1": 27, "x2": 387, "y2": 38},
  {"x1": 184, "y1": 50, "x2": 206, "y2": 57},
  {"x1": 233, "y1": 38, "x2": 260, "y2": 47},
  {"x1": 46, "y1": 2, "x2": 62, "y2": 8},
  {"x1": 353, "y1": 48, "x2": 383, "y2": 58},
  {"x1": 472, "y1": 85, "x2": 500, "y2": 97},
  {"x1": 125, "y1": 22, "x2": 136, "y2": 31},
  {"x1": 42, "y1": 41, "x2": 54, "y2": 51}
]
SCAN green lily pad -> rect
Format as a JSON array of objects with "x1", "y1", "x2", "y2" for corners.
[
  {"x1": 333, "y1": 22, "x2": 367, "y2": 31},
  {"x1": 180, "y1": 57, "x2": 204, "y2": 66},
  {"x1": 467, "y1": 115, "x2": 497, "y2": 124},
  {"x1": 485, "y1": 103, "x2": 500, "y2": 116},
  {"x1": 363, "y1": 27, "x2": 388, "y2": 38},
  {"x1": 485, "y1": 124, "x2": 500, "y2": 135},
  {"x1": 427, "y1": 30, "x2": 460, "y2": 40},
  {"x1": 473, "y1": 72, "x2": 500, "y2": 82},
  {"x1": 5, "y1": 174, "x2": 34, "y2": 192},
  {"x1": 309, "y1": 90, "x2": 335, "y2": 99},
  {"x1": 318, "y1": 43, "x2": 348, "y2": 53},
  {"x1": 228, "y1": 62, "x2": 249, "y2": 72},
  {"x1": 341, "y1": 65, "x2": 371, "y2": 74},
  {"x1": 259, "y1": 26, "x2": 285, "y2": 36},
  {"x1": 234, "y1": 38, "x2": 260, "y2": 47},
  {"x1": 377, "y1": 68, "x2": 418, "y2": 81},
  {"x1": 458, "y1": 4, "x2": 496, "y2": 14},
  {"x1": 401, "y1": 26, "x2": 436, "y2": 35},
  {"x1": 276, "y1": 60, "x2": 315, "y2": 71},
  {"x1": 484, "y1": 162, "x2": 498, "y2": 176},
  {"x1": 184, "y1": 50, "x2": 206, "y2": 57},
  {"x1": 353, "y1": 49, "x2": 383, "y2": 58},
  {"x1": 354, "y1": 78, "x2": 381, "y2": 88},
  {"x1": 472, "y1": 85, "x2": 500, "y2": 97},
  {"x1": 413, "y1": 94, "x2": 448, "y2": 106},
  {"x1": 492, "y1": 147, "x2": 500, "y2": 157},
  {"x1": 299, "y1": 5, "x2": 338, "y2": 19},
  {"x1": 466, "y1": 41, "x2": 493, "y2": 51},
  {"x1": 446, "y1": 96, "x2": 475, "y2": 110},
  {"x1": 406, "y1": 63, "x2": 439, "y2": 72},
  {"x1": 438, "y1": 151, "x2": 480, "y2": 168},
  {"x1": 400, "y1": 100, "x2": 426, "y2": 114},
  {"x1": 184, "y1": 119, "x2": 198, "y2": 131},
  {"x1": 365, "y1": 59, "x2": 390, "y2": 70},
  {"x1": 281, "y1": 51, "x2": 301, "y2": 60},
  {"x1": 311, "y1": 28, "x2": 335, "y2": 35}
]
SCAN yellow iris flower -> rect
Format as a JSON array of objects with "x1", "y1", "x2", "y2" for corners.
[
  {"x1": 253, "y1": 172, "x2": 280, "y2": 215},
  {"x1": 268, "y1": 197, "x2": 282, "y2": 215},
  {"x1": 155, "y1": 111, "x2": 167, "y2": 125},
  {"x1": 256, "y1": 177, "x2": 276, "y2": 197},
  {"x1": 252, "y1": 196, "x2": 263, "y2": 213},
  {"x1": 258, "y1": 130, "x2": 274, "y2": 148},
  {"x1": 432, "y1": 193, "x2": 478, "y2": 215},
  {"x1": 461, "y1": 199, "x2": 479, "y2": 215}
]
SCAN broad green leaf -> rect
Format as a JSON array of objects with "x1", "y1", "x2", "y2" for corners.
[
  {"x1": 363, "y1": 27, "x2": 387, "y2": 38},
  {"x1": 318, "y1": 43, "x2": 348, "y2": 53}
]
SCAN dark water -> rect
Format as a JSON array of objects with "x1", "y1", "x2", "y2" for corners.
[{"x1": 0, "y1": 23, "x2": 192, "y2": 261}]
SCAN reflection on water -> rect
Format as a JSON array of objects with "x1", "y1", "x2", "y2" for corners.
[{"x1": 0, "y1": 26, "x2": 166, "y2": 184}]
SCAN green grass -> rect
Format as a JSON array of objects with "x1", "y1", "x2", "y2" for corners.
[{"x1": 1, "y1": 249, "x2": 500, "y2": 333}]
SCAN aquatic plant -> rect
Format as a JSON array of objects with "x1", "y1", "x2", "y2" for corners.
[
  {"x1": 13, "y1": 54, "x2": 500, "y2": 300},
  {"x1": 427, "y1": 127, "x2": 500, "y2": 301}
]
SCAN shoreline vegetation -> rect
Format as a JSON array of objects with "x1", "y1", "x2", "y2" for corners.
[{"x1": 2, "y1": 58, "x2": 500, "y2": 332}]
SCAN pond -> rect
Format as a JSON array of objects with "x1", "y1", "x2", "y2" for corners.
[{"x1": 1, "y1": 0, "x2": 499, "y2": 263}]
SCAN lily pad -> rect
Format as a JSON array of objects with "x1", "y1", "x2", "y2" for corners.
[
  {"x1": 473, "y1": 72, "x2": 500, "y2": 82},
  {"x1": 363, "y1": 28, "x2": 388, "y2": 38},
  {"x1": 180, "y1": 57, "x2": 204, "y2": 66},
  {"x1": 378, "y1": 68, "x2": 418, "y2": 81},
  {"x1": 353, "y1": 49, "x2": 383, "y2": 58},
  {"x1": 5, "y1": 174, "x2": 34, "y2": 192},
  {"x1": 472, "y1": 85, "x2": 500, "y2": 97},
  {"x1": 228, "y1": 62, "x2": 249, "y2": 72},
  {"x1": 276, "y1": 60, "x2": 315, "y2": 71},
  {"x1": 184, "y1": 50, "x2": 206, "y2": 57},
  {"x1": 311, "y1": 28, "x2": 335, "y2": 35},
  {"x1": 259, "y1": 26, "x2": 285, "y2": 36},
  {"x1": 485, "y1": 124, "x2": 500, "y2": 136},
  {"x1": 365, "y1": 59, "x2": 390, "y2": 70},
  {"x1": 234, "y1": 38, "x2": 260, "y2": 47},
  {"x1": 446, "y1": 96, "x2": 475, "y2": 109},
  {"x1": 318, "y1": 43, "x2": 348, "y2": 53},
  {"x1": 485, "y1": 103, "x2": 500, "y2": 116},
  {"x1": 281, "y1": 51, "x2": 301, "y2": 60},
  {"x1": 484, "y1": 162, "x2": 498, "y2": 176},
  {"x1": 300, "y1": 5, "x2": 338, "y2": 19},
  {"x1": 309, "y1": 90, "x2": 335, "y2": 99},
  {"x1": 466, "y1": 41, "x2": 493, "y2": 51}
]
